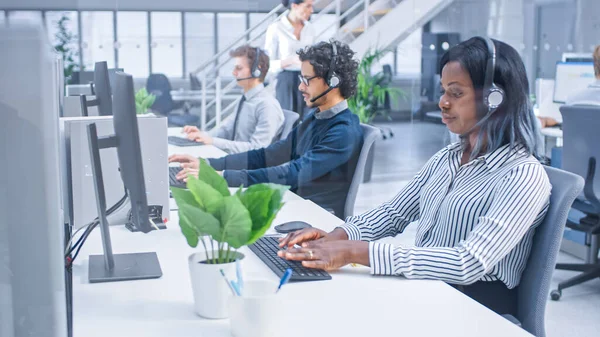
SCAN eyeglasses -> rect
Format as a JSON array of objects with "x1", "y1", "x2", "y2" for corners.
[{"x1": 298, "y1": 74, "x2": 319, "y2": 86}]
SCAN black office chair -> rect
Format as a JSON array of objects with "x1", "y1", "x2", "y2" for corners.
[
  {"x1": 551, "y1": 104, "x2": 600, "y2": 300},
  {"x1": 146, "y1": 73, "x2": 199, "y2": 127}
]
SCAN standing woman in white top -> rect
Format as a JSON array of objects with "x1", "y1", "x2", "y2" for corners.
[{"x1": 265, "y1": 0, "x2": 316, "y2": 119}]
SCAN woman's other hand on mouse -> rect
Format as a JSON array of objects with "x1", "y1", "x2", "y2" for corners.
[{"x1": 278, "y1": 227, "x2": 348, "y2": 249}]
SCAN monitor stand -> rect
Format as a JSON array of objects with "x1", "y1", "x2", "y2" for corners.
[{"x1": 86, "y1": 123, "x2": 162, "y2": 283}]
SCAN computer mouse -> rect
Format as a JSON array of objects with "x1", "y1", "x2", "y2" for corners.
[{"x1": 274, "y1": 221, "x2": 312, "y2": 234}]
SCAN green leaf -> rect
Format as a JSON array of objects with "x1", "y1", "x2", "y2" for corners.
[
  {"x1": 240, "y1": 184, "x2": 289, "y2": 243},
  {"x1": 179, "y1": 203, "x2": 222, "y2": 240},
  {"x1": 187, "y1": 176, "x2": 224, "y2": 216},
  {"x1": 177, "y1": 209, "x2": 200, "y2": 248},
  {"x1": 197, "y1": 159, "x2": 230, "y2": 197},
  {"x1": 170, "y1": 186, "x2": 201, "y2": 208},
  {"x1": 218, "y1": 195, "x2": 252, "y2": 249}
]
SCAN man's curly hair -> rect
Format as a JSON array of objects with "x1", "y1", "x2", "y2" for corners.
[{"x1": 297, "y1": 40, "x2": 359, "y2": 99}]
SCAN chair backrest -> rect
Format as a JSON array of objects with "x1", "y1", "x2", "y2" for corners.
[
  {"x1": 146, "y1": 73, "x2": 175, "y2": 115},
  {"x1": 517, "y1": 166, "x2": 583, "y2": 337},
  {"x1": 343, "y1": 124, "x2": 380, "y2": 219},
  {"x1": 279, "y1": 109, "x2": 299, "y2": 140},
  {"x1": 560, "y1": 104, "x2": 600, "y2": 198}
]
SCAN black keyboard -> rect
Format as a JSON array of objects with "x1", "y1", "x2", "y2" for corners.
[
  {"x1": 168, "y1": 136, "x2": 202, "y2": 147},
  {"x1": 169, "y1": 167, "x2": 186, "y2": 188},
  {"x1": 248, "y1": 236, "x2": 331, "y2": 282}
]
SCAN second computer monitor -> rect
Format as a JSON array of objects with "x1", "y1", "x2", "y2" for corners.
[
  {"x1": 112, "y1": 71, "x2": 153, "y2": 233},
  {"x1": 553, "y1": 62, "x2": 595, "y2": 104},
  {"x1": 94, "y1": 61, "x2": 113, "y2": 116}
]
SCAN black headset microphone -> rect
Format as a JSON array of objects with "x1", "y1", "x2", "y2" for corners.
[
  {"x1": 458, "y1": 37, "x2": 506, "y2": 138},
  {"x1": 310, "y1": 43, "x2": 341, "y2": 103},
  {"x1": 236, "y1": 47, "x2": 263, "y2": 81}
]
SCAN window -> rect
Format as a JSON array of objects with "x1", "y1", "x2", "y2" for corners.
[
  {"x1": 46, "y1": 11, "x2": 81, "y2": 70},
  {"x1": 249, "y1": 13, "x2": 271, "y2": 50},
  {"x1": 184, "y1": 12, "x2": 215, "y2": 77},
  {"x1": 7, "y1": 11, "x2": 42, "y2": 26},
  {"x1": 310, "y1": 13, "x2": 337, "y2": 42},
  {"x1": 217, "y1": 13, "x2": 246, "y2": 76},
  {"x1": 116, "y1": 12, "x2": 149, "y2": 78},
  {"x1": 0, "y1": 11, "x2": 5, "y2": 26},
  {"x1": 151, "y1": 12, "x2": 183, "y2": 77},
  {"x1": 81, "y1": 11, "x2": 115, "y2": 69}
]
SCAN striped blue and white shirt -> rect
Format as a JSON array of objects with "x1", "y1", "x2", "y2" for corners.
[{"x1": 340, "y1": 142, "x2": 551, "y2": 288}]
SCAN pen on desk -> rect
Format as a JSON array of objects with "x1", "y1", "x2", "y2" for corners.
[
  {"x1": 219, "y1": 269, "x2": 237, "y2": 296},
  {"x1": 235, "y1": 260, "x2": 244, "y2": 294},
  {"x1": 276, "y1": 268, "x2": 293, "y2": 293},
  {"x1": 230, "y1": 280, "x2": 242, "y2": 297}
]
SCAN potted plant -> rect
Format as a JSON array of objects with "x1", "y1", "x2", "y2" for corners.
[
  {"x1": 348, "y1": 48, "x2": 404, "y2": 182},
  {"x1": 170, "y1": 160, "x2": 288, "y2": 319},
  {"x1": 135, "y1": 88, "x2": 157, "y2": 115}
]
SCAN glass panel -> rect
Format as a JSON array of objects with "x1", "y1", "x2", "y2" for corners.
[
  {"x1": 46, "y1": 11, "x2": 81, "y2": 77},
  {"x1": 7, "y1": 11, "x2": 42, "y2": 26},
  {"x1": 184, "y1": 12, "x2": 214, "y2": 77},
  {"x1": 217, "y1": 13, "x2": 246, "y2": 77},
  {"x1": 81, "y1": 11, "x2": 115, "y2": 70},
  {"x1": 395, "y1": 27, "x2": 421, "y2": 75},
  {"x1": 116, "y1": 11, "x2": 149, "y2": 78},
  {"x1": 151, "y1": 12, "x2": 183, "y2": 78}
]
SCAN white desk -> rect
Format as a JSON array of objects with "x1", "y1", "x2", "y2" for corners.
[
  {"x1": 71, "y1": 130, "x2": 532, "y2": 337},
  {"x1": 167, "y1": 127, "x2": 227, "y2": 159}
]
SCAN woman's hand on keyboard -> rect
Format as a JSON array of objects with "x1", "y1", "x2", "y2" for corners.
[
  {"x1": 278, "y1": 240, "x2": 369, "y2": 271},
  {"x1": 278, "y1": 227, "x2": 348, "y2": 249}
]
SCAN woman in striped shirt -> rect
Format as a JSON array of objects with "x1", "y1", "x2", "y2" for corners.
[{"x1": 278, "y1": 37, "x2": 550, "y2": 315}]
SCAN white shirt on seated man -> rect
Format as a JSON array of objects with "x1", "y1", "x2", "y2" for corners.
[{"x1": 182, "y1": 45, "x2": 284, "y2": 154}]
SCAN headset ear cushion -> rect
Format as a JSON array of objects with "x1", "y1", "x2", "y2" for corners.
[{"x1": 329, "y1": 75, "x2": 340, "y2": 88}]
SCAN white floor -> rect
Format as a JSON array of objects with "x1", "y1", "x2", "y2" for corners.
[{"x1": 352, "y1": 121, "x2": 600, "y2": 337}]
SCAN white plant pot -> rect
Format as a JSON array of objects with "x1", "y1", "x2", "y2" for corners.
[{"x1": 188, "y1": 250, "x2": 244, "y2": 319}]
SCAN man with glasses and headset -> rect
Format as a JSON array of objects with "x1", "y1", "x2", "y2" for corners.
[{"x1": 169, "y1": 40, "x2": 364, "y2": 219}]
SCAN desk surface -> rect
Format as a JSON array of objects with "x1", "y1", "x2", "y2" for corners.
[
  {"x1": 168, "y1": 127, "x2": 227, "y2": 159},
  {"x1": 72, "y1": 128, "x2": 532, "y2": 337},
  {"x1": 541, "y1": 127, "x2": 563, "y2": 138}
]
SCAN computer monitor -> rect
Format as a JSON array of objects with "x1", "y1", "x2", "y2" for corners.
[
  {"x1": 112, "y1": 72, "x2": 152, "y2": 233},
  {"x1": 562, "y1": 52, "x2": 593, "y2": 63},
  {"x1": 553, "y1": 62, "x2": 595, "y2": 104},
  {"x1": 93, "y1": 61, "x2": 113, "y2": 116},
  {"x1": 85, "y1": 70, "x2": 162, "y2": 283},
  {"x1": 0, "y1": 23, "x2": 67, "y2": 337}
]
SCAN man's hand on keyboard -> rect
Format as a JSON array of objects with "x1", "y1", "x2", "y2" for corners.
[
  {"x1": 168, "y1": 154, "x2": 199, "y2": 169},
  {"x1": 176, "y1": 166, "x2": 199, "y2": 182},
  {"x1": 186, "y1": 131, "x2": 213, "y2": 145}
]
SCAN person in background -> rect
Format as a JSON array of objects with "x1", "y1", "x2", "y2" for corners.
[
  {"x1": 278, "y1": 37, "x2": 550, "y2": 317},
  {"x1": 566, "y1": 44, "x2": 600, "y2": 106},
  {"x1": 170, "y1": 41, "x2": 363, "y2": 219},
  {"x1": 181, "y1": 45, "x2": 284, "y2": 154},
  {"x1": 265, "y1": 0, "x2": 316, "y2": 120}
]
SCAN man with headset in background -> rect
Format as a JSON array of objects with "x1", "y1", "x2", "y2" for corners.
[
  {"x1": 169, "y1": 40, "x2": 364, "y2": 219},
  {"x1": 180, "y1": 45, "x2": 284, "y2": 154}
]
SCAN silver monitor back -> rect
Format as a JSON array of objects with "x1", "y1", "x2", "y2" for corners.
[{"x1": 0, "y1": 24, "x2": 68, "y2": 337}]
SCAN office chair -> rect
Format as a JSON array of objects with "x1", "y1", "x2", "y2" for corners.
[
  {"x1": 146, "y1": 73, "x2": 199, "y2": 127},
  {"x1": 343, "y1": 124, "x2": 380, "y2": 219},
  {"x1": 506, "y1": 166, "x2": 583, "y2": 337},
  {"x1": 279, "y1": 109, "x2": 299, "y2": 141},
  {"x1": 550, "y1": 105, "x2": 600, "y2": 300}
]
